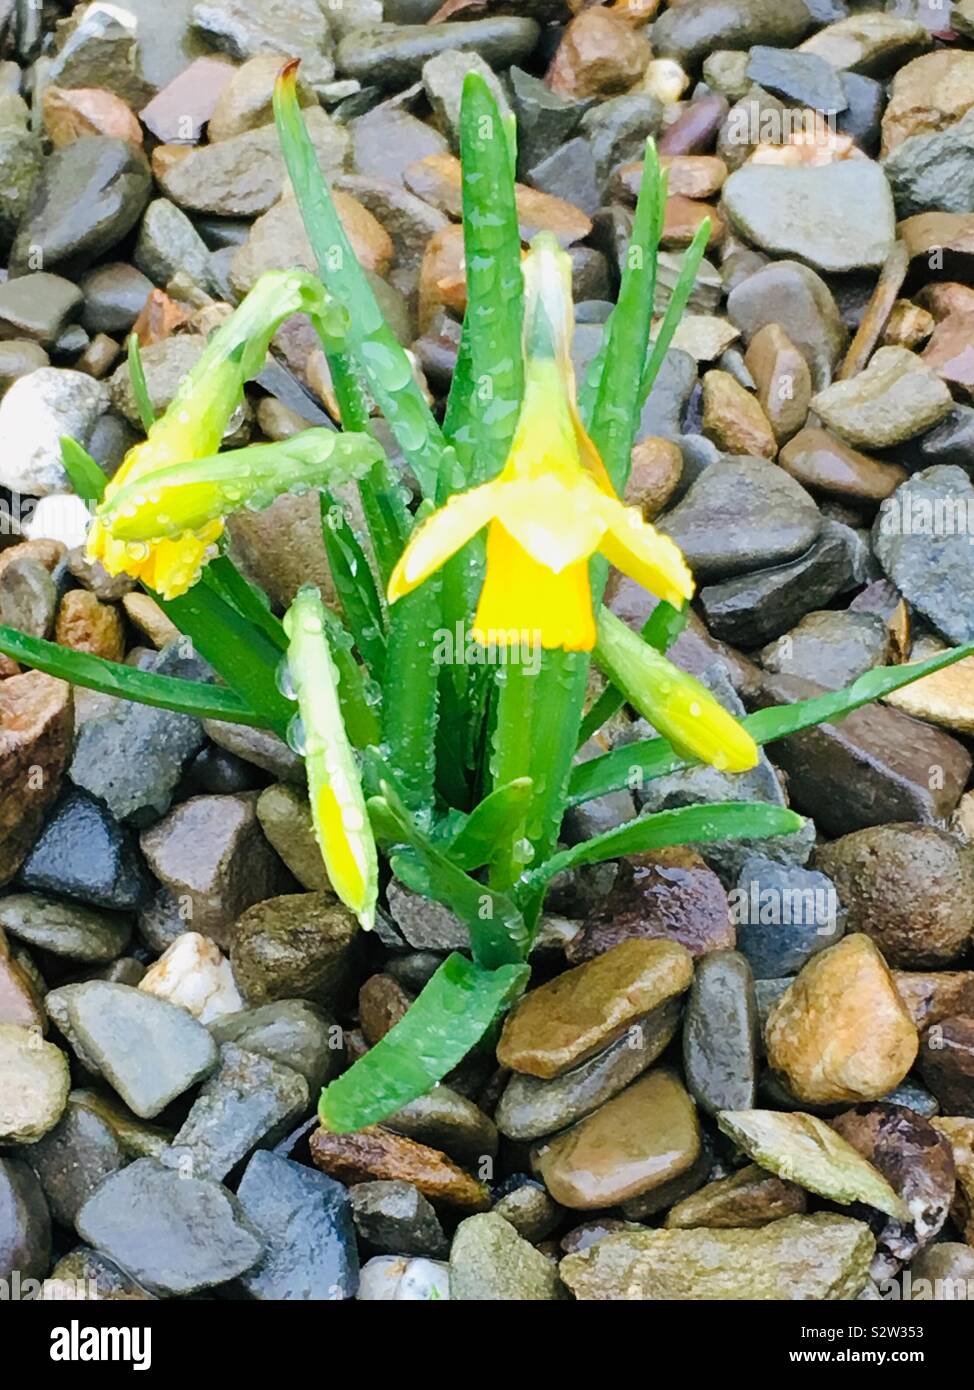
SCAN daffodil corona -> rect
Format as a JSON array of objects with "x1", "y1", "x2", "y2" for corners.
[{"x1": 387, "y1": 234, "x2": 694, "y2": 650}]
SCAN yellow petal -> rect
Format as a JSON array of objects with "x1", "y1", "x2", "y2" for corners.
[
  {"x1": 315, "y1": 781, "x2": 373, "y2": 929},
  {"x1": 472, "y1": 522, "x2": 596, "y2": 651},
  {"x1": 387, "y1": 481, "x2": 500, "y2": 602},
  {"x1": 494, "y1": 476, "x2": 608, "y2": 573},
  {"x1": 88, "y1": 515, "x2": 223, "y2": 600},
  {"x1": 597, "y1": 499, "x2": 695, "y2": 609}
]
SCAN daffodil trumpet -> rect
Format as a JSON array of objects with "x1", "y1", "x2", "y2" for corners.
[
  {"x1": 595, "y1": 608, "x2": 759, "y2": 773},
  {"x1": 387, "y1": 233, "x2": 694, "y2": 651},
  {"x1": 96, "y1": 430, "x2": 383, "y2": 543},
  {"x1": 86, "y1": 269, "x2": 348, "y2": 600},
  {"x1": 283, "y1": 585, "x2": 379, "y2": 930}
]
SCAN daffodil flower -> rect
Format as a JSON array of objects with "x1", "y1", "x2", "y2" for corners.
[
  {"x1": 283, "y1": 585, "x2": 378, "y2": 930},
  {"x1": 387, "y1": 233, "x2": 694, "y2": 651},
  {"x1": 96, "y1": 430, "x2": 383, "y2": 544},
  {"x1": 87, "y1": 270, "x2": 348, "y2": 600}
]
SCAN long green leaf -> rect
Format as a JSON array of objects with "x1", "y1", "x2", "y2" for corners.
[
  {"x1": 527, "y1": 803, "x2": 803, "y2": 889},
  {"x1": 370, "y1": 780, "x2": 528, "y2": 968},
  {"x1": 319, "y1": 952, "x2": 528, "y2": 1131},
  {"x1": 380, "y1": 566, "x2": 441, "y2": 813},
  {"x1": 0, "y1": 624, "x2": 266, "y2": 724},
  {"x1": 320, "y1": 492, "x2": 386, "y2": 680},
  {"x1": 448, "y1": 71, "x2": 524, "y2": 488},
  {"x1": 274, "y1": 64, "x2": 454, "y2": 502},
  {"x1": 159, "y1": 582, "x2": 293, "y2": 736},
  {"x1": 569, "y1": 641, "x2": 974, "y2": 805},
  {"x1": 439, "y1": 72, "x2": 525, "y2": 737},
  {"x1": 641, "y1": 217, "x2": 711, "y2": 402}
]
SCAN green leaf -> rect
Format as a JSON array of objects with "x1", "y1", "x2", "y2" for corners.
[
  {"x1": 319, "y1": 952, "x2": 528, "y2": 1131},
  {"x1": 583, "y1": 139, "x2": 666, "y2": 491},
  {"x1": 448, "y1": 71, "x2": 524, "y2": 488},
  {"x1": 159, "y1": 582, "x2": 294, "y2": 736},
  {"x1": 438, "y1": 72, "x2": 525, "y2": 733},
  {"x1": 380, "y1": 524, "x2": 441, "y2": 812},
  {"x1": 641, "y1": 217, "x2": 711, "y2": 403},
  {"x1": 578, "y1": 599, "x2": 688, "y2": 745},
  {"x1": 0, "y1": 624, "x2": 266, "y2": 724},
  {"x1": 568, "y1": 641, "x2": 974, "y2": 805},
  {"x1": 447, "y1": 776, "x2": 534, "y2": 871},
  {"x1": 60, "y1": 437, "x2": 107, "y2": 505},
  {"x1": 204, "y1": 555, "x2": 287, "y2": 653},
  {"x1": 527, "y1": 802, "x2": 804, "y2": 888},
  {"x1": 283, "y1": 586, "x2": 378, "y2": 928},
  {"x1": 97, "y1": 430, "x2": 383, "y2": 540},
  {"x1": 274, "y1": 66, "x2": 454, "y2": 501},
  {"x1": 369, "y1": 779, "x2": 529, "y2": 968},
  {"x1": 127, "y1": 333, "x2": 156, "y2": 433},
  {"x1": 320, "y1": 492, "x2": 386, "y2": 681}
]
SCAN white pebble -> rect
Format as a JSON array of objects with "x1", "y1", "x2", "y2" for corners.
[{"x1": 138, "y1": 932, "x2": 242, "y2": 1025}]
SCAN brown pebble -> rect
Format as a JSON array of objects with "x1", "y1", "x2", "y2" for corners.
[
  {"x1": 665, "y1": 1162, "x2": 806, "y2": 1230},
  {"x1": 778, "y1": 427, "x2": 907, "y2": 504},
  {"x1": 569, "y1": 848, "x2": 734, "y2": 963},
  {"x1": 765, "y1": 934, "x2": 919, "y2": 1105},
  {"x1": 55, "y1": 590, "x2": 125, "y2": 662},
  {"x1": 918, "y1": 1016, "x2": 974, "y2": 1116},
  {"x1": 546, "y1": 8, "x2": 653, "y2": 100},
  {"x1": 744, "y1": 322, "x2": 811, "y2": 443},
  {"x1": 358, "y1": 973, "x2": 412, "y2": 1046},
  {"x1": 625, "y1": 437, "x2": 683, "y2": 518},
  {"x1": 42, "y1": 85, "x2": 142, "y2": 147},
  {"x1": 498, "y1": 937, "x2": 693, "y2": 1080},
  {"x1": 310, "y1": 1124, "x2": 490, "y2": 1210},
  {"x1": 702, "y1": 369, "x2": 776, "y2": 457}
]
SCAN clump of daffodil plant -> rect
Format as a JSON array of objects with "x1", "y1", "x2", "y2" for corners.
[{"x1": 4, "y1": 67, "x2": 972, "y2": 1133}]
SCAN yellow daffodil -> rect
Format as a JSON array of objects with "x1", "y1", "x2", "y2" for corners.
[
  {"x1": 86, "y1": 270, "x2": 347, "y2": 600},
  {"x1": 387, "y1": 233, "x2": 694, "y2": 650}
]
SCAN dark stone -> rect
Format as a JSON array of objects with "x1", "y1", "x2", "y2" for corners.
[
  {"x1": 0, "y1": 1156, "x2": 50, "y2": 1281},
  {"x1": 236, "y1": 1150, "x2": 359, "y2": 1299},
  {"x1": 745, "y1": 46, "x2": 847, "y2": 113},
  {"x1": 76, "y1": 1157, "x2": 263, "y2": 1297},
  {"x1": 69, "y1": 644, "x2": 208, "y2": 823},
  {"x1": 661, "y1": 456, "x2": 822, "y2": 582},
  {"x1": 652, "y1": 0, "x2": 813, "y2": 68},
  {"x1": 335, "y1": 20, "x2": 541, "y2": 89},
  {"x1": 165, "y1": 1043, "x2": 309, "y2": 1181},
  {"x1": 699, "y1": 520, "x2": 864, "y2": 647},
  {"x1": 917, "y1": 1017, "x2": 974, "y2": 1117},
  {"x1": 351, "y1": 1179, "x2": 448, "y2": 1258},
  {"x1": 873, "y1": 466, "x2": 974, "y2": 643},
  {"x1": 527, "y1": 138, "x2": 599, "y2": 217},
  {"x1": 25, "y1": 1094, "x2": 127, "y2": 1228},
  {"x1": 683, "y1": 949, "x2": 758, "y2": 1116},
  {"x1": 508, "y1": 65, "x2": 590, "y2": 174},
  {"x1": 732, "y1": 856, "x2": 844, "y2": 978},
  {"x1": 18, "y1": 788, "x2": 151, "y2": 911},
  {"x1": 831, "y1": 1103, "x2": 956, "y2": 1277},
  {"x1": 755, "y1": 672, "x2": 972, "y2": 834},
  {"x1": 10, "y1": 137, "x2": 152, "y2": 275}
]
